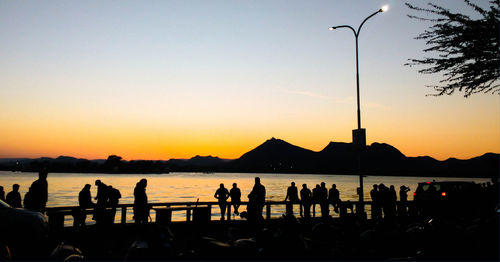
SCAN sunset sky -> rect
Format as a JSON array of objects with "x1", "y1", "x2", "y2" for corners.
[{"x1": 1, "y1": 0, "x2": 498, "y2": 161}]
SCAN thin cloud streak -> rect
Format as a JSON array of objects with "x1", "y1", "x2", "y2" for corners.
[{"x1": 278, "y1": 87, "x2": 390, "y2": 110}]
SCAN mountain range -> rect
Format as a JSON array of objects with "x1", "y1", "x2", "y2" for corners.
[{"x1": 0, "y1": 138, "x2": 498, "y2": 178}]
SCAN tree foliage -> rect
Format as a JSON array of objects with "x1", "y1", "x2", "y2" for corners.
[{"x1": 406, "y1": 0, "x2": 499, "y2": 97}]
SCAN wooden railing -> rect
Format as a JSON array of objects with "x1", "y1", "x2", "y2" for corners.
[{"x1": 46, "y1": 200, "x2": 412, "y2": 230}]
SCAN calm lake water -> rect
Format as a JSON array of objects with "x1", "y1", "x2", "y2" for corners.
[{"x1": 0, "y1": 171, "x2": 490, "y2": 222}]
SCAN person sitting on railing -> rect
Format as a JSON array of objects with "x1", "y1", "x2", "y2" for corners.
[
  {"x1": 230, "y1": 183, "x2": 241, "y2": 215},
  {"x1": 214, "y1": 183, "x2": 230, "y2": 220},
  {"x1": 134, "y1": 178, "x2": 149, "y2": 224}
]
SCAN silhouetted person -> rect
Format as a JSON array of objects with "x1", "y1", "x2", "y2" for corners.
[
  {"x1": 379, "y1": 184, "x2": 392, "y2": 218},
  {"x1": 79, "y1": 184, "x2": 94, "y2": 208},
  {"x1": 300, "y1": 184, "x2": 312, "y2": 218},
  {"x1": 328, "y1": 184, "x2": 341, "y2": 214},
  {"x1": 340, "y1": 200, "x2": 354, "y2": 217},
  {"x1": 248, "y1": 177, "x2": 266, "y2": 221},
  {"x1": 134, "y1": 179, "x2": 149, "y2": 224},
  {"x1": 6, "y1": 184, "x2": 22, "y2": 208},
  {"x1": 214, "y1": 183, "x2": 230, "y2": 220},
  {"x1": 398, "y1": 185, "x2": 410, "y2": 216},
  {"x1": 107, "y1": 185, "x2": 121, "y2": 224},
  {"x1": 230, "y1": 183, "x2": 241, "y2": 215},
  {"x1": 389, "y1": 185, "x2": 397, "y2": 217},
  {"x1": 370, "y1": 184, "x2": 381, "y2": 220},
  {"x1": 319, "y1": 182, "x2": 329, "y2": 217},
  {"x1": 23, "y1": 187, "x2": 33, "y2": 210},
  {"x1": 76, "y1": 184, "x2": 94, "y2": 227},
  {"x1": 284, "y1": 182, "x2": 299, "y2": 216},
  {"x1": 28, "y1": 170, "x2": 48, "y2": 213},
  {"x1": 93, "y1": 179, "x2": 108, "y2": 224},
  {"x1": 0, "y1": 186, "x2": 5, "y2": 202},
  {"x1": 312, "y1": 184, "x2": 320, "y2": 217}
]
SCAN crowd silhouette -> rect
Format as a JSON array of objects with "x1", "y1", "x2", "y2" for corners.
[
  {"x1": 1, "y1": 172, "x2": 498, "y2": 224},
  {"x1": 0, "y1": 172, "x2": 499, "y2": 261}
]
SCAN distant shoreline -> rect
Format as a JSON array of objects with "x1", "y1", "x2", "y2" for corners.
[
  {"x1": 0, "y1": 170, "x2": 494, "y2": 179},
  {"x1": 1, "y1": 139, "x2": 498, "y2": 179}
]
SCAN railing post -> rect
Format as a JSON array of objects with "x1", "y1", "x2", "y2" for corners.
[
  {"x1": 186, "y1": 204, "x2": 191, "y2": 222},
  {"x1": 208, "y1": 204, "x2": 212, "y2": 221},
  {"x1": 227, "y1": 204, "x2": 231, "y2": 221},
  {"x1": 121, "y1": 206, "x2": 127, "y2": 224},
  {"x1": 266, "y1": 203, "x2": 271, "y2": 220}
]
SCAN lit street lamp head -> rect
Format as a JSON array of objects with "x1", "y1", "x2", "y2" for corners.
[
  {"x1": 328, "y1": 27, "x2": 336, "y2": 30},
  {"x1": 380, "y1": 5, "x2": 389, "y2": 12}
]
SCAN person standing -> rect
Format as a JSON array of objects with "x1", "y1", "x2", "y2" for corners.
[
  {"x1": 214, "y1": 183, "x2": 230, "y2": 220},
  {"x1": 312, "y1": 184, "x2": 321, "y2": 217},
  {"x1": 79, "y1": 184, "x2": 94, "y2": 209},
  {"x1": 93, "y1": 179, "x2": 108, "y2": 224},
  {"x1": 370, "y1": 184, "x2": 381, "y2": 220},
  {"x1": 328, "y1": 184, "x2": 341, "y2": 214},
  {"x1": 28, "y1": 170, "x2": 48, "y2": 213},
  {"x1": 76, "y1": 184, "x2": 94, "y2": 227},
  {"x1": 134, "y1": 179, "x2": 149, "y2": 224},
  {"x1": 398, "y1": 185, "x2": 410, "y2": 216},
  {"x1": 284, "y1": 182, "x2": 299, "y2": 216},
  {"x1": 107, "y1": 185, "x2": 121, "y2": 224},
  {"x1": 319, "y1": 182, "x2": 329, "y2": 217},
  {"x1": 379, "y1": 184, "x2": 391, "y2": 218},
  {"x1": 230, "y1": 183, "x2": 241, "y2": 215},
  {"x1": 389, "y1": 185, "x2": 397, "y2": 218},
  {"x1": 6, "y1": 184, "x2": 22, "y2": 208},
  {"x1": 300, "y1": 184, "x2": 312, "y2": 218},
  {"x1": 248, "y1": 177, "x2": 266, "y2": 221}
]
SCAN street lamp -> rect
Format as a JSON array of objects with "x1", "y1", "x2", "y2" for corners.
[{"x1": 329, "y1": 5, "x2": 388, "y2": 214}]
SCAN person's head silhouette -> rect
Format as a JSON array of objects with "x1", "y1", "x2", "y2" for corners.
[
  {"x1": 39, "y1": 170, "x2": 48, "y2": 180},
  {"x1": 140, "y1": 178, "x2": 147, "y2": 188}
]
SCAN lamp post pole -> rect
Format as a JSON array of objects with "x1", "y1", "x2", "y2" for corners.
[{"x1": 329, "y1": 5, "x2": 388, "y2": 214}]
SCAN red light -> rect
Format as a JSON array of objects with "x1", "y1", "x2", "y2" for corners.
[
  {"x1": 426, "y1": 182, "x2": 431, "y2": 184},
  {"x1": 441, "y1": 192, "x2": 446, "y2": 196},
  {"x1": 413, "y1": 192, "x2": 415, "y2": 196}
]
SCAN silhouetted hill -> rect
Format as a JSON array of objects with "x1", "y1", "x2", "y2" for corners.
[
  {"x1": 167, "y1": 155, "x2": 230, "y2": 172},
  {"x1": 229, "y1": 138, "x2": 498, "y2": 178},
  {"x1": 0, "y1": 138, "x2": 497, "y2": 178},
  {"x1": 230, "y1": 138, "x2": 317, "y2": 172}
]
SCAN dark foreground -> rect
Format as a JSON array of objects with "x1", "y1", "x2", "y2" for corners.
[{"x1": 6, "y1": 212, "x2": 499, "y2": 261}]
